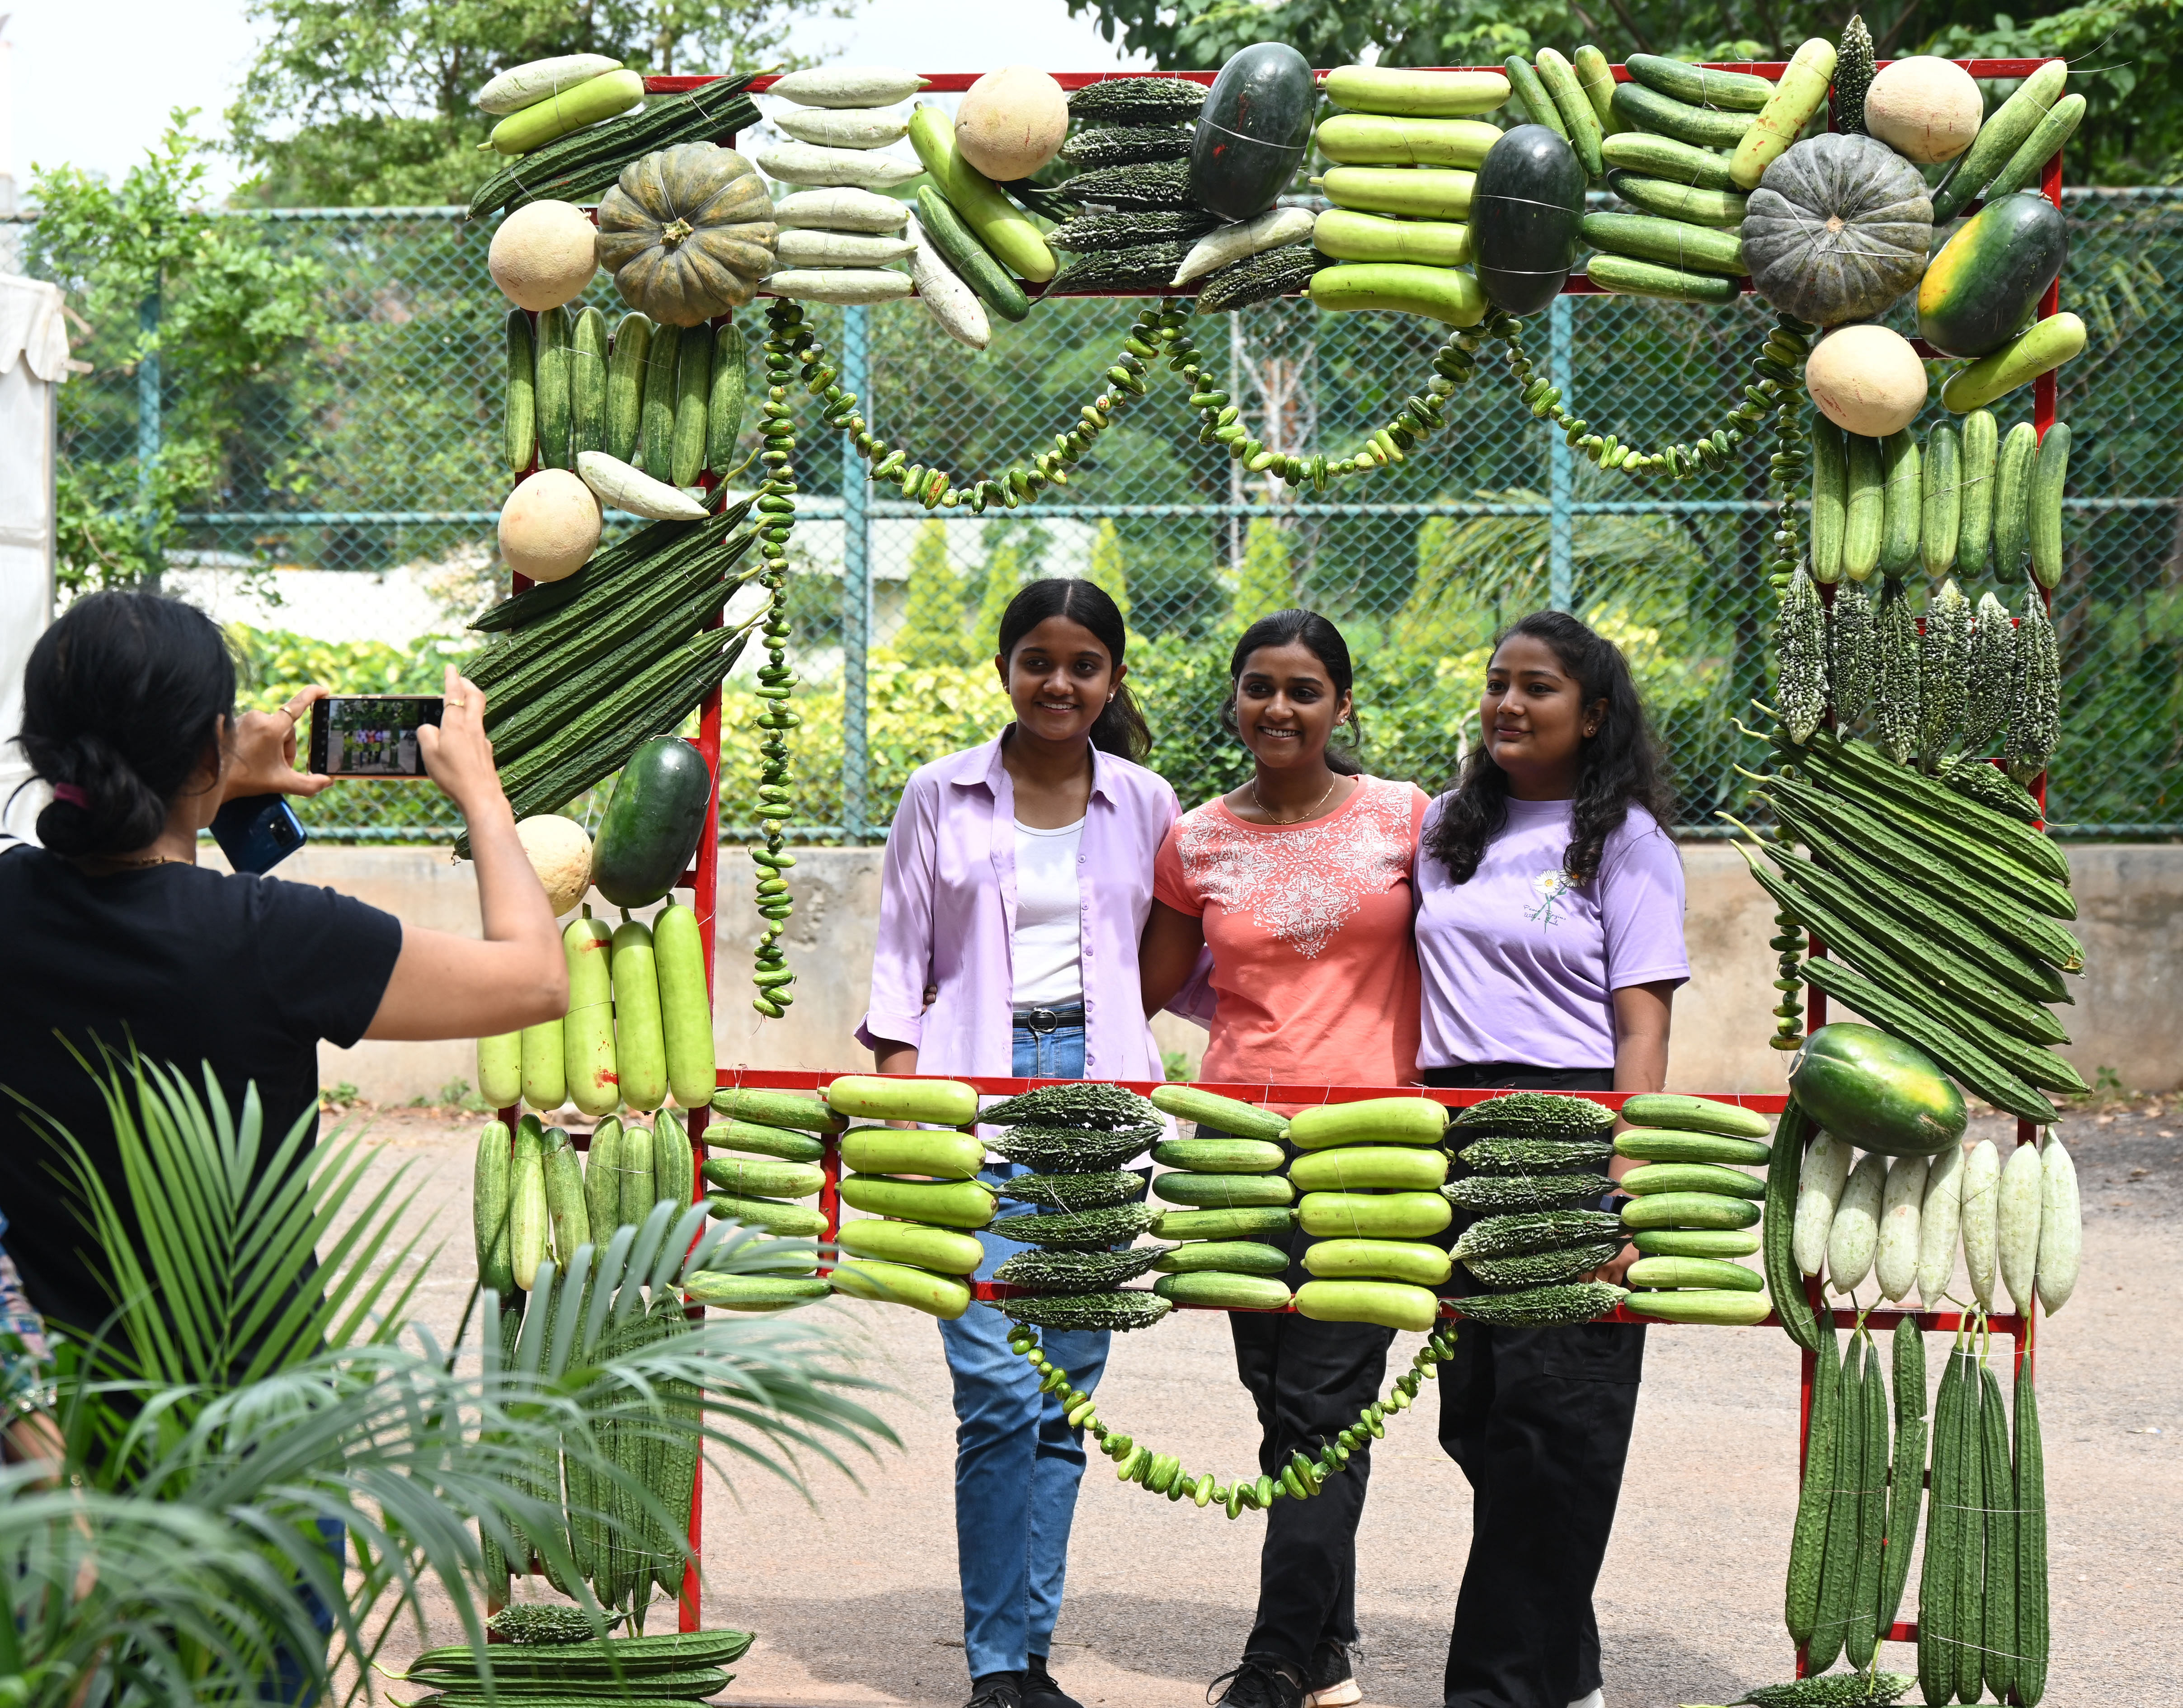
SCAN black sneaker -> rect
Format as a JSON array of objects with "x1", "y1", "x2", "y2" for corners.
[
  {"x1": 1304, "y1": 1641, "x2": 1360, "y2": 1708},
  {"x1": 1207, "y1": 1654, "x2": 1306, "y2": 1708},
  {"x1": 1023, "y1": 1656, "x2": 1083, "y2": 1708},
  {"x1": 967, "y1": 1673, "x2": 1024, "y2": 1708}
]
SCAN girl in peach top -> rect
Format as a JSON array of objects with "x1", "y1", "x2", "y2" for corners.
[{"x1": 1140, "y1": 610, "x2": 1428, "y2": 1708}]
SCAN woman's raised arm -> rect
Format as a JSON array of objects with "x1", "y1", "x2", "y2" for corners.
[{"x1": 363, "y1": 668, "x2": 567, "y2": 1040}]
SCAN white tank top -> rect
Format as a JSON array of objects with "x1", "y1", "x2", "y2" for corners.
[{"x1": 1011, "y1": 817, "x2": 1085, "y2": 1008}]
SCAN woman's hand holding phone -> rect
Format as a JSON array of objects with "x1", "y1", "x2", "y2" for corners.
[
  {"x1": 415, "y1": 667, "x2": 508, "y2": 826},
  {"x1": 222, "y1": 683, "x2": 335, "y2": 805}
]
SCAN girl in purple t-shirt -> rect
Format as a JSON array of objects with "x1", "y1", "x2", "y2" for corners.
[{"x1": 1412, "y1": 611, "x2": 1688, "y2": 1708}]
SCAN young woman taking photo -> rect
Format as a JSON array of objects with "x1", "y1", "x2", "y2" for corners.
[
  {"x1": 1415, "y1": 611, "x2": 1688, "y2": 1708},
  {"x1": 1139, "y1": 609, "x2": 1429, "y2": 1708},
  {"x1": 857, "y1": 578, "x2": 1177, "y2": 1708}
]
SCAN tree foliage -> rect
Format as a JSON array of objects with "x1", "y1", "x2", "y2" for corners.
[
  {"x1": 1066, "y1": 0, "x2": 2183, "y2": 180},
  {"x1": 229, "y1": 0, "x2": 847, "y2": 207}
]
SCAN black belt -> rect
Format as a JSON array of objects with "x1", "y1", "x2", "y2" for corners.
[{"x1": 1014, "y1": 1006, "x2": 1086, "y2": 1034}]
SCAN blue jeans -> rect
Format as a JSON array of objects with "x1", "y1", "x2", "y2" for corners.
[{"x1": 937, "y1": 1021, "x2": 1110, "y2": 1680}]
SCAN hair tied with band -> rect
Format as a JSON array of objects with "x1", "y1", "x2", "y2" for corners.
[{"x1": 51, "y1": 783, "x2": 89, "y2": 808}]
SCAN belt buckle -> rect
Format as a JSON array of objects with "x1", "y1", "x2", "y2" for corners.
[{"x1": 1024, "y1": 1007, "x2": 1059, "y2": 1035}]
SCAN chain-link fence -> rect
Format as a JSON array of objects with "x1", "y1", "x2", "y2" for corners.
[{"x1": 24, "y1": 190, "x2": 2183, "y2": 842}]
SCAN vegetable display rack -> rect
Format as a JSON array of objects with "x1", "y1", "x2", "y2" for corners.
[{"x1": 487, "y1": 60, "x2": 2069, "y2": 1664}]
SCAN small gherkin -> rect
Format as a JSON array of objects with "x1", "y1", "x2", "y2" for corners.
[
  {"x1": 1873, "y1": 578, "x2": 1921, "y2": 765},
  {"x1": 1777, "y1": 566, "x2": 1829, "y2": 743},
  {"x1": 1962, "y1": 589, "x2": 2019, "y2": 752},
  {"x1": 1828, "y1": 578, "x2": 1878, "y2": 730},
  {"x1": 2006, "y1": 587, "x2": 2061, "y2": 785},
  {"x1": 1916, "y1": 577, "x2": 1973, "y2": 765},
  {"x1": 1833, "y1": 14, "x2": 1877, "y2": 134}
]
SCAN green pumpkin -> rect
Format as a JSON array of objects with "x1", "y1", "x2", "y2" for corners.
[
  {"x1": 1741, "y1": 133, "x2": 1932, "y2": 326},
  {"x1": 595, "y1": 143, "x2": 776, "y2": 326}
]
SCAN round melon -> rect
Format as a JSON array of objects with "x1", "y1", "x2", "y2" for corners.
[
  {"x1": 498, "y1": 468, "x2": 601, "y2": 582},
  {"x1": 487, "y1": 200, "x2": 599, "y2": 311},
  {"x1": 1804, "y1": 323, "x2": 1929, "y2": 437},
  {"x1": 1863, "y1": 56, "x2": 1984, "y2": 164},
  {"x1": 1788, "y1": 1023, "x2": 1967, "y2": 1157},
  {"x1": 515, "y1": 814, "x2": 593, "y2": 916},
  {"x1": 955, "y1": 66, "x2": 1069, "y2": 181}
]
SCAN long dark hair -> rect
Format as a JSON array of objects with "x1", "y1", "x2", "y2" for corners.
[
  {"x1": 1220, "y1": 608, "x2": 1364, "y2": 776},
  {"x1": 1425, "y1": 610, "x2": 1669, "y2": 885},
  {"x1": 17, "y1": 591, "x2": 237, "y2": 858},
  {"x1": 995, "y1": 577, "x2": 1150, "y2": 762}
]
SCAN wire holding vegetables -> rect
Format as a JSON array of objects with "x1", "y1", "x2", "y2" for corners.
[
  {"x1": 1004, "y1": 1319, "x2": 1461, "y2": 1516},
  {"x1": 752, "y1": 304, "x2": 803, "y2": 1019}
]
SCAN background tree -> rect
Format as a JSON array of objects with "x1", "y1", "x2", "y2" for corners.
[
  {"x1": 1065, "y1": 0, "x2": 2183, "y2": 181},
  {"x1": 229, "y1": 0, "x2": 848, "y2": 206},
  {"x1": 894, "y1": 520, "x2": 974, "y2": 665}
]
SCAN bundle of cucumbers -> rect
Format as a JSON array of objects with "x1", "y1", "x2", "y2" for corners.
[
  {"x1": 1736, "y1": 719, "x2": 2082, "y2": 1124},
  {"x1": 473, "y1": 1108, "x2": 699, "y2": 1300},
  {"x1": 1284, "y1": 1096, "x2": 1455, "y2": 1332},
  {"x1": 1144, "y1": 1085, "x2": 1297, "y2": 1311},
  {"x1": 1444, "y1": 1092, "x2": 1623, "y2": 1325},
  {"x1": 1308, "y1": 63, "x2": 1507, "y2": 327},
  {"x1": 1611, "y1": 1094, "x2": 1776, "y2": 1325},
  {"x1": 976, "y1": 1081, "x2": 1167, "y2": 1332},
  {"x1": 689, "y1": 1087, "x2": 842, "y2": 1309},
  {"x1": 399, "y1": 1628, "x2": 754, "y2": 1699}
]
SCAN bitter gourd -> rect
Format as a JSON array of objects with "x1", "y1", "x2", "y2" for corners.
[
  {"x1": 1917, "y1": 577, "x2": 1972, "y2": 765},
  {"x1": 1832, "y1": 13, "x2": 1875, "y2": 133},
  {"x1": 993, "y1": 1244, "x2": 1168, "y2": 1292},
  {"x1": 1938, "y1": 752, "x2": 2040, "y2": 822},
  {"x1": 1455, "y1": 1135, "x2": 1614, "y2": 1175},
  {"x1": 1057, "y1": 160, "x2": 1196, "y2": 208},
  {"x1": 2005, "y1": 588, "x2": 2060, "y2": 786},
  {"x1": 1050, "y1": 241, "x2": 1191, "y2": 293},
  {"x1": 1450, "y1": 1092, "x2": 1615, "y2": 1139},
  {"x1": 1195, "y1": 243, "x2": 1320, "y2": 313},
  {"x1": 998, "y1": 1289, "x2": 1174, "y2": 1332},
  {"x1": 1048, "y1": 208, "x2": 1222, "y2": 252},
  {"x1": 1873, "y1": 577, "x2": 1920, "y2": 765},
  {"x1": 1453, "y1": 1280, "x2": 1626, "y2": 1326},
  {"x1": 981, "y1": 1083, "x2": 1159, "y2": 1131},
  {"x1": 1962, "y1": 588, "x2": 2018, "y2": 753},
  {"x1": 1452, "y1": 1209, "x2": 1626, "y2": 1261},
  {"x1": 1059, "y1": 124, "x2": 1193, "y2": 166},
  {"x1": 1068, "y1": 78, "x2": 1209, "y2": 123},
  {"x1": 1777, "y1": 565, "x2": 1828, "y2": 744},
  {"x1": 1004, "y1": 1203, "x2": 1161, "y2": 1250},
  {"x1": 1459, "y1": 1239, "x2": 1620, "y2": 1288},
  {"x1": 1827, "y1": 578, "x2": 1877, "y2": 729},
  {"x1": 1001, "y1": 1169, "x2": 1145, "y2": 1211},
  {"x1": 1442, "y1": 1172, "x2": 1614, "y2": 1214}
]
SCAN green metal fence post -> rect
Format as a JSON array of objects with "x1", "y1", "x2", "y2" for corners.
[
  {"x1": 1548, "y1": 292, "x2": 1574, "y2": 613},
  {"x1": 840, "y1": 304, "x2": 872, "y2": 841},
  {"x1": 137, "y1": 287, "x2": 160, "y2": 589}
]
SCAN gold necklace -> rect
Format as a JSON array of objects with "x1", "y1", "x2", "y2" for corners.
[
  {"x1": 73, "y1": 852, "x2": 185, "y2": 873},
  {"x1": 1251, "y1": 771, "x2": 1342, "y2": 826}
]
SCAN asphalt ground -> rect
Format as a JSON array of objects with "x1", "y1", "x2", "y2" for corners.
[{"x1": 350, "y1": 1097, "x2": 2179, "y2": 1708}]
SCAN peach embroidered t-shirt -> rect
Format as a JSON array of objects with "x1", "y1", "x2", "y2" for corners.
[{"x1": 1153, "y1": 775, "x2": 1430, "y2": 1092}]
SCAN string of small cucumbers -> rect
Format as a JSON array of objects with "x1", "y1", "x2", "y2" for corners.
[{"x1": 1006, "y1": 1319, "x2": 1459, "y2": 1517}]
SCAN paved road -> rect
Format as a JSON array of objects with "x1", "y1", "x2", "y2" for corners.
[{"x1": 358, "y1": 1102, "x2": 2180, "y2": 1708}]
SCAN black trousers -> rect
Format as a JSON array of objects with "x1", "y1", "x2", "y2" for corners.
[
  {"x1": 1216, "y1": 1121, "x2": 1394, "y2": 1675},
  {"x1": 1425, "y1": 1064, "x2": 1644, "y2": 1708}
]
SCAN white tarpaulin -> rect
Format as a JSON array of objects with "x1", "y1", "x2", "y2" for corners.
[{"x1": 0, "y1": 273, "x2": 64, "y2": 842}]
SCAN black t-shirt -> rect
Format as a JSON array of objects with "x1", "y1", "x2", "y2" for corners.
[{"x1": 0, "y1": 846, "x2": 403, "y2": 1338}]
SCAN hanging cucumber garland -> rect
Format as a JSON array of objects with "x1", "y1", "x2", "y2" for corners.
[
  {"x1": 1005, "y1": 1318, "x2": 1459, "y2": 1516},
  {"x1": 751, "y1": 302, "x2": 804, "y2": 1019}
]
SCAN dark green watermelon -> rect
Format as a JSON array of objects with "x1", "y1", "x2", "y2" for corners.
[
  {"x1": 1787, "y1": 1023, "x2": 1968, "y2": 1157},
  {"x1": 592, "y1": 736, "x2": 714, "y2": 908},
  {"x1": 1188, "y1": 42, "x2": 1315, "y2": 221},
  {"x1": 1915, "y1": 192, "x2": 2068, "y2": 358},
  {"x1": 1471, "y1": 125, "x2": 1586, "y2": 314}
]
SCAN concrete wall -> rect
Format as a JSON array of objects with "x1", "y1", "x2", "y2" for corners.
[{"x1": 242, "y1": 842, "x2": 2178, "y2": 1103}]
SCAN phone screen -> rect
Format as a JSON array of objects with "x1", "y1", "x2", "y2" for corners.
[{"x1": 309, "y1": 696, "x2": 444, "y2": 778}]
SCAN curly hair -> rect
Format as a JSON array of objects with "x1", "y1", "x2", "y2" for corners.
[{"x1": 1424, "y1": 611, "x2": 1671, "y2": 886}]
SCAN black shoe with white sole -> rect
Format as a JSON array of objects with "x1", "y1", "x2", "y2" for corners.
[
  {"x1": 1303, "y1": 1640, "x2": 1360, "y2": 1708},
  {"x1": 1207, "y1": 1654, "x2": 1306, "y2": 1708}
]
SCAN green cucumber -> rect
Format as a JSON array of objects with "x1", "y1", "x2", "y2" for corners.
[
  {"x1": 1600, "y1": 131, "x2": 1739, "y2": 189},
  {"x1": 1957, "y1": 408, "x2": 2000, "y2": 575},
  {"x1": 1624, "y1": 53, "x2": 1773, "y2": 112},
  {"x1": 584, "y1": 1116, "x2": 622, "y2": 1233},
  {"x1": 1584, "y1": 251, "x2": 1737, "y2": 304},
  {"x1": 710, "y1": 1087, "x2": 845, "y2": 1132},
  {"x1": 618, "y1": 1122, "x2": 655, "y2": 1227},
  {"x1": 1150, "y1": 1135, "x2": 1287, "y2": 1173},
  {"x1": 503, "y1": 310, "x2": 536, "y2": 474},
  {"x1": 510, "y1": 1115, "x2": 549, "y2": 1290},
  {"x1": 672, "y1": 321, "x2": 712, "y2": 487},
  {"x1": 569, "y1": 305, "x2": 607, "y2": 460},
  {"x1": 2029, "y1": 421, "x2": 2069, "y2": 589},
  {"x1": 1810, "y1": 417, "x2": 1846, "y2": 583},
  {"x1": 1577, "y1": 210, "x2": 1742, "y2": 276},
  {"x1": 706, "y1": 1193, "x2": 829, "y2": 1237},
  {"x1": 535, "y1": 305, "x2": 572, "y2": 470},
  {"x1": 1921, "y1": 419, "x2": 1961, "y2": 578},
  {"x1": 1879, "y1": 428, "x2": 1922, "y2": 577},
  {"x1": 916, "y1": 184, "x2": 1030, "y2": 321},
  {"x1": 606, "y1": 311, "x2": 652, "y2": 463},
  {"x1": 475, "y1": 1119, "x2": 514, "y2": 1294},
  {"x1": 1843, "y1": 433, "x2": 1886, "y2": 582},
  {"x1": 1931, "y1": 60, "x2": 2069, "y2": 223},
  {"x1": 1533, "y1": 48, "x2": 1604, "y2": 177},
  {"x1": 700, "y1": 1155, "x2": 824, "y2": 1199},
  {"x1": 1502, "y1": 54, "x2": 1570, "y2": 141},
  {"x1": 1618, "y1": 1161, "x2": 1764, "y2": 1199},
  {"x1": 1153, "y1": 1270, "x2": 1290, "y2": 1310},
  {"x1": 641, "y1": 322, "x2": 682, "y2": 474},
  {"x1": 703, "y1": 1117, "x2": 824, "y2": 1163},
  {"x1": 1610, "y1": 80, "x2": 1755, "y2": 149},
  {"x1": 1614, "y1": 1129, "x2": 1770, "y2": 1165},
  {"x1": 707, "y1": 323, "x2": 747, "y2": 473},
  {"x1": 1152, "y1": 1239, "x2": 1290, "y2": 1275},
  {"x1": 1154, "y1": 1170, "x2": 1295, "y2": 1208},
  {"x1": 1623, "y1": 1255, "x2": 1761, "y2": 1291},
  {"x1": 1618, "y1": 1093, "x2": 1772, "y2": 1139},
  {"x1": 1602, "y1": 169, "x2": 1747, "y2": 226},
  {"x1": 1993, "y1": 420, "x2": 2039, "y2": 577},
  {"x1": 1633, "y1": 1226, "x2": 1761, "y2": 1258},
  {"x1": 1149, "y1": 1082, "x2": 1290, "y2": 1142},
  {"x1": 1151, "y1": 1205, "x2": 1296, "y2": 1239},
  {"x1": 1618, "y1": 1190, "x2": 1761, "y2": 1231}
]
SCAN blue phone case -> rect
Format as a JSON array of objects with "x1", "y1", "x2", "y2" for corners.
[{"x1": 210, "y1": 795, "x2": 307, "y2": 875}]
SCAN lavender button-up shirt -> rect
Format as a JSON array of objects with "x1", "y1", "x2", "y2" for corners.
[{"x1": 855, "y1": 732, "x2": 1181, "y2": 1082}]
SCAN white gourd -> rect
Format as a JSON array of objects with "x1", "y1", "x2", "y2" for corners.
[
  {"x1": 2036, "y1": 1131, "x2": 2081, "y2": 1315},
  {"x1": 1916, "y1": 1142, "x2": 1966, "y2": 1304},
  {"x1": 1997, "y1": 1138, "x2": 2045, "y2": 1317},
  {"x1": 476, "y1": 54, "x2": 624, "y2": 115},
  {"x1": 1826, "y1": 1152, "x2": 1887, "y2": 1293},
  {"x1": 771, "y1": 188, "x2": 911, "y2": 233},
  {"x1": 1175, "y1": 206, "x2": 1321, "y2": 284},
  {"x1": 905, "y1": 215, "x2": 991, "y2": 351},
  {"x1": 1793, "y1": 1131, "x2": 1854, "y2": 1275},
  {"x1": 1875, "y1": 1153, "x2": 1929, "y2": 1302},
  {"x1": 763, "y1": 269, "x2": 916, "y2": 305},
  {"x1": 1959, "y1": 1139, "x2": 2002, "y2": 1309},
  {"x1": 769, "y1": 66, "x2": 926, "y2": 109},
  {"x1": 758, "y1": 143, "x2": 924, "y2": 191},
  {"x1": 772, "y1": 106, "x2": 912, "y2": 149},
  {"x1": 574, "y1": 451, "x2": 709, "y2": 521},
  {"x1": 774, "y1": 229, "x2": 917, "y2": 267}
]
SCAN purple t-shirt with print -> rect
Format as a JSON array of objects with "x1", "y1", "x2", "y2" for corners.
[{"x1": 1415, "y1": 794, "x2": 1690, "y2": 1072}]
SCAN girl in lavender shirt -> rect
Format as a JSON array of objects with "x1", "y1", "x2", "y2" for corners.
[
  {"x1": 1413, "y1": 612, "x2": 1688, "y2": 1708},
  {"x1": 858, "y1": 579, "x2": 1178, "y2": 1708}
]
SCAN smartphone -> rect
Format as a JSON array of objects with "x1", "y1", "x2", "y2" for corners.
[
  {"x1": 308, "y1": 695, "x2": 444, "y2": 779},
  {"x1": 211, "y1": 794, "x2": 307, "y2": 875}
]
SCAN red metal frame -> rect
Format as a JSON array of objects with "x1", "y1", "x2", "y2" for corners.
[{"x1": 480, "y1": 57, "x2": 2070, "y2": 1649}]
